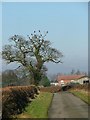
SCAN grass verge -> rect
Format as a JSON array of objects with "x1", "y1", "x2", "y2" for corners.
[
  {"x1": 16, "y1": 92, "x2": 53, "y2": 118},
  {"x1": 70, "y1": 90, "x2": 90, "y2": 105}
]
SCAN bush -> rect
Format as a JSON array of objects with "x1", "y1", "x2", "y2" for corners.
[
  {"x1": 39, "y1": 76, "x2": 50, "y2": 87},
  {"x1": 2, "y1": 85, "x2": 39, "y2": 118}
]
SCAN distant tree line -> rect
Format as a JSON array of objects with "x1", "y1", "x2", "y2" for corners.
[
  {"x1": 2, "y1": 68, "x2": 50, "y2": 87},
  {"x1": 70, "y1": 69, "x2": 87, "y2": 76},
  {"x1": 56, "y1": 69, "x2": 87, "y2": 76}
]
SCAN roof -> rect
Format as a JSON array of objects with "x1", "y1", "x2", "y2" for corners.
[{"x1": 57, "y1": 75, "x2": 86, "y2": 81}]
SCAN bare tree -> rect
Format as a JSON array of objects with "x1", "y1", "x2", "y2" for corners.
[
  {"x1": 2, "y1": 70, "x2": 18, "y2": 87},
  {"x1": 75, "y1": 69, "x2": 81, "y2": 75},
  {"x1": 71, "y1": 69, "x2": 75, "y2": 75},
  {"x1": 2, "y1": 31, "x2": 63, "y2": 85}
]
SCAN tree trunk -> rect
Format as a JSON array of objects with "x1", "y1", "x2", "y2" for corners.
[
  {"x1": 29, "y1": 70, "x2": 41, "y2": 86},
  {"x1": 33, "y1": 72, "x2": 42, "y2": 86}
]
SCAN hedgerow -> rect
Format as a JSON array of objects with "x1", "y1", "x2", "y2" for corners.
[
  {"x1": 2, "y1": 85, "x2": 39, "y2": 118},
  {"x1": 69, "y1": 84, "x2": 90, "y2": 91},
  {"x1": 39, "y1": 86, "x2": 61, "y2": 93}
]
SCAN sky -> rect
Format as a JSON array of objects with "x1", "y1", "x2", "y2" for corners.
[
  {"x1": 1, "y1": 2, "x2": 88, "y2": 75},
  {"x1": 0, "y1": 2, "x2": 2, "y2": 74}
]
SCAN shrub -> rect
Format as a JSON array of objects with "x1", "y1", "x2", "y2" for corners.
[
  {"x1": 70, "y1": 84, "x2": 89, "y2": 91},
  {"x1": 2, "y1": 85, "x2": 39, "y2": 118},
  {"x1": 39, "y1": 76, "x2": 50, "y2": 87}
]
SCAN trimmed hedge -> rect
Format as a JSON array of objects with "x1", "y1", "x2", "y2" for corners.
[
  {"x1": 39, "y1": 86, "x2": 61, "y2": 93},
  {"x1": 2, "y1": 85, "x2": 39, "y2": 118}
]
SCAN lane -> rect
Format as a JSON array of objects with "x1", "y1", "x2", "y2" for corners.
[
  {"x1": 0, "y1": 90, "x2": 2, "y2": 119},
  {"x1": 48, "y1": 92, "x2": 89, "y2": 118}
]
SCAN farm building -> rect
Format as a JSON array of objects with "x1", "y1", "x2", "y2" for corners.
[
  {"x1": 57, "y1": 75, "x2": 89, "y2": 86},
  {"x1": 50, "y1": 82, "x2": 59, "y2": 86}
]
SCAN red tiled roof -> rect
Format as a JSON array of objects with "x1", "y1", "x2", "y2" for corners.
[{"x1": 57, "y1": 75, "x2": 85, "y2": 81}]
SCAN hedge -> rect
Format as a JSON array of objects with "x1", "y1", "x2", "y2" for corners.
[
  {"x1": 70, "y1": 84, "x2": 90, "y2": 91},
  {"x1": 39, "y1": 86, "x2": 61, "y2": 93},
  {"x1": 2, "y1": 85, "x2": 39, "y2": 118}
]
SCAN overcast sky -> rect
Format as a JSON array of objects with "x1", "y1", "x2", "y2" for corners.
[{"x1": 1, "y1": 2, "x2": 88, "y2": 75}]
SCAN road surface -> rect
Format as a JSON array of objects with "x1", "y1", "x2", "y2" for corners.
[{"x1": 48, "y1": 91, "x2": 89, "y2": 119}]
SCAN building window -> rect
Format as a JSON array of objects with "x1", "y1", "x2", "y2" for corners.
[{"x1": 83, "y1": 80, "x2": 89, "y2": 84}]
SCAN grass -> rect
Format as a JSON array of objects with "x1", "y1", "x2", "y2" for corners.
[
  {"x1": 70, "y1": 90, "x2": 90, "y2": 105},
  {"x1": 16, "y1": 92, "x2": 53, "y2": 118}
]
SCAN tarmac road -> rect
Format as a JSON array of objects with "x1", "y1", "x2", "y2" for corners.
[{"x1": 48, "y1": 91, "x2": 89, "y2": 119}]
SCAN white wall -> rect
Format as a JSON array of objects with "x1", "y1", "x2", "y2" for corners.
[{"x1": 77, "y1": 77, "x2": 89, "y2": 84}]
